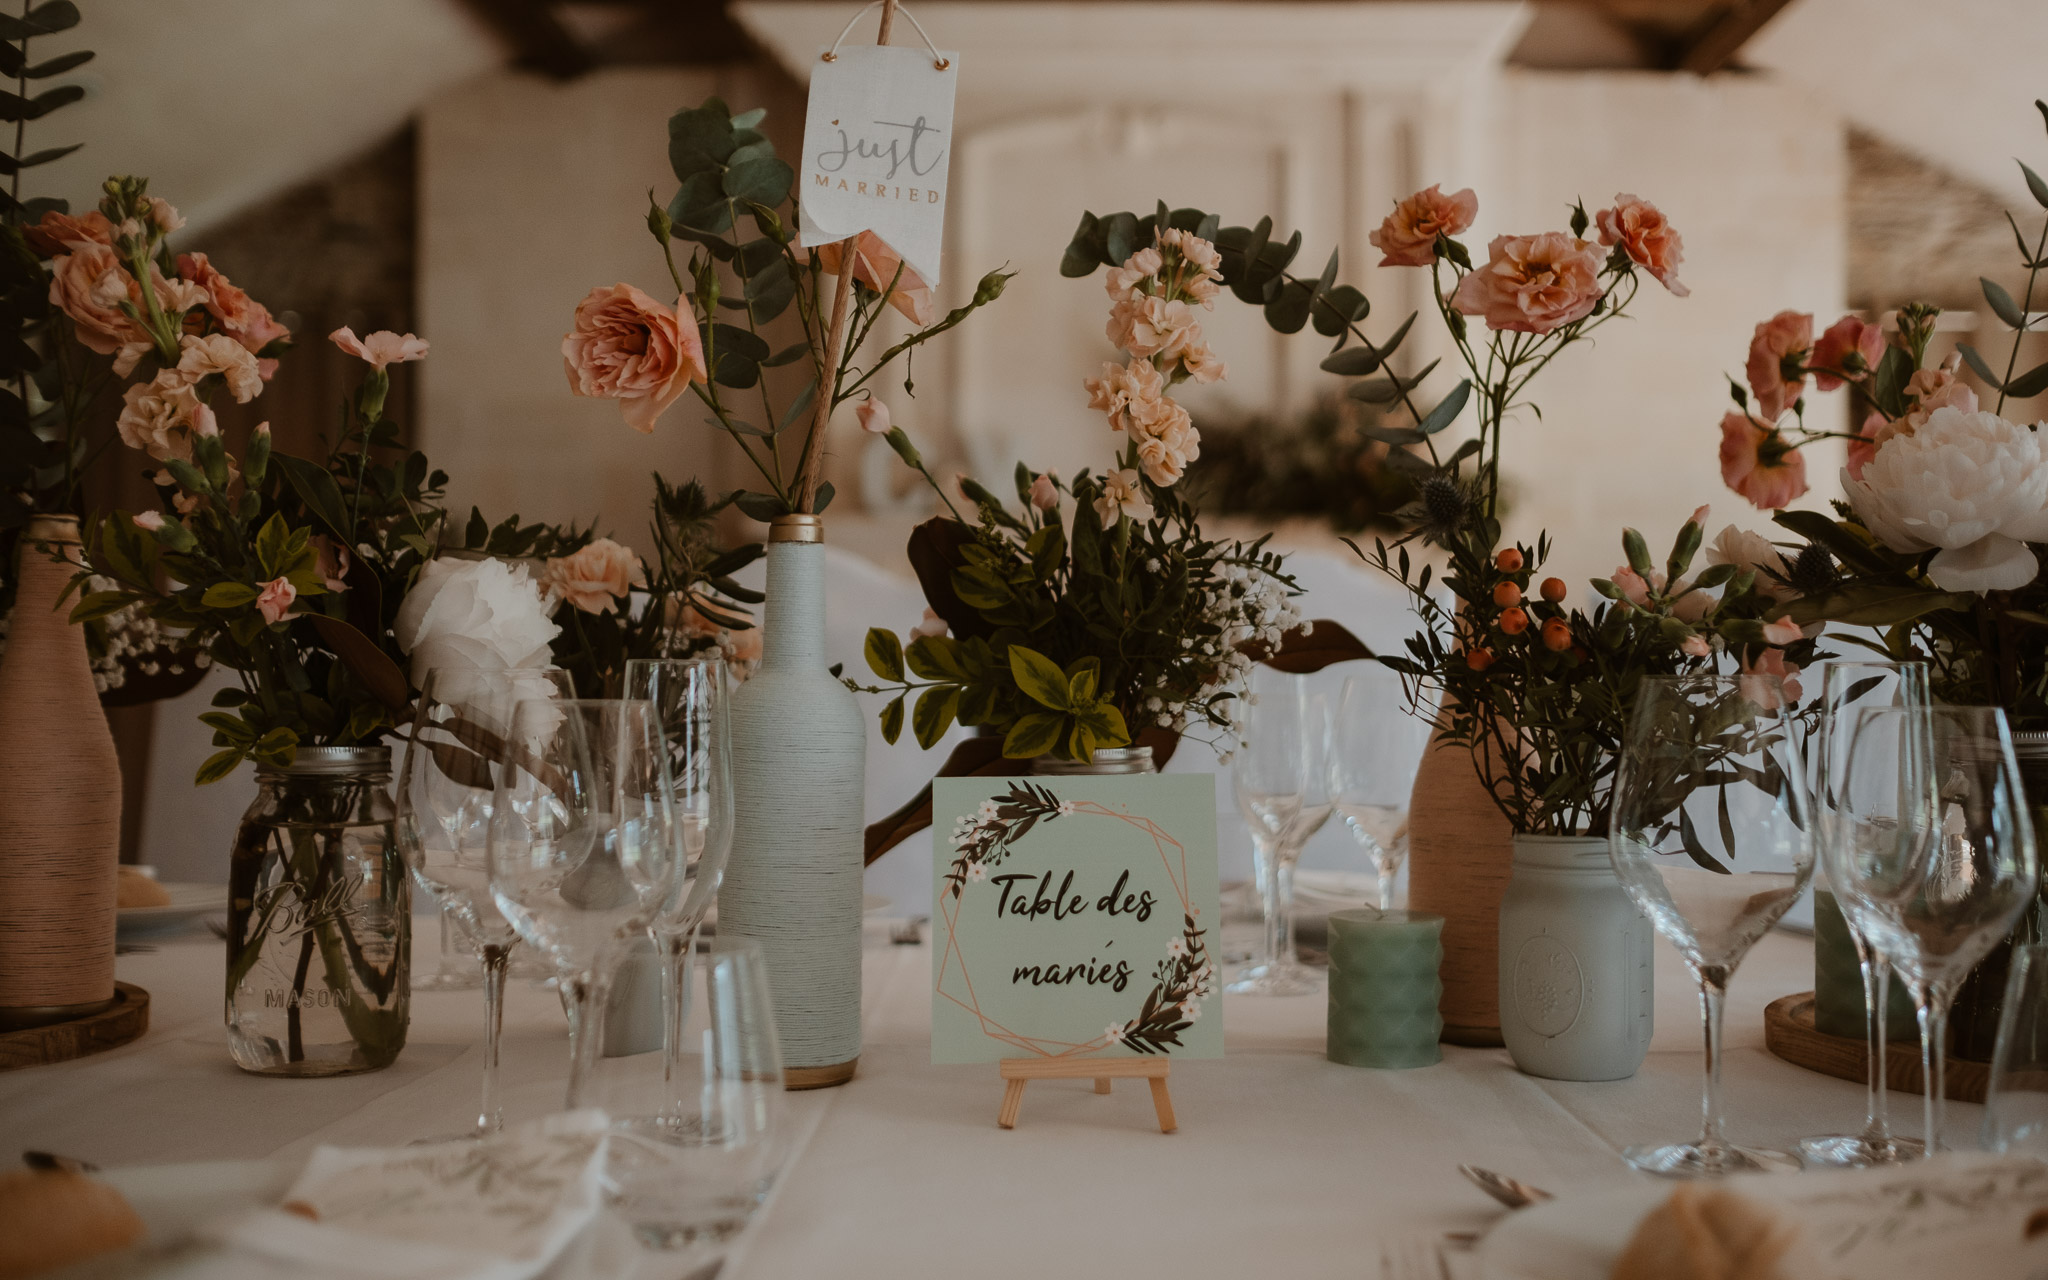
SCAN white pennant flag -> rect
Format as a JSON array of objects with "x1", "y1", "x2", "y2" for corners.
[{"x1": 797, "y1": 44, "x2": 958, "y2": 288}]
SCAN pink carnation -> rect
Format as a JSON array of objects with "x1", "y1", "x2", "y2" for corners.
[
  {"x1": 1846, "y1": 411, "x2": 1884, "y2": 481},
  {"x1": 1718, "y1": 411, "x2": 1808, "y2": 510},
  {"x1": 561, "y1": 285, "x2": 705, "y2": 434},
  {"x1": 1809, "y1": 314, "x2": 1884, "y2": 392},
  {"x1": 1595, "y1": 194, "x2": 1688, "y2": 297},
  {"x1": 177, "y1": 253, "x2": 290, "y2": 361},
  {"x1": 854, "y1": 397, "x2": 891, "y2": 434},
  {"x1": 1368, "y1": 185, "x2": 1477, "y2": 268},
  {"x1": 1745, "y1": 311, "x2": 1812, "y2": 421},
  {"x1": 1451, "y1": 233, "x2": 1604, "y2": 335},
  {"x1": 1740, "y1": 647, "x2": 1803, "y2": 709},
  {"x1": 331, "y1": 326, "x2": 429, "y2": 372}
]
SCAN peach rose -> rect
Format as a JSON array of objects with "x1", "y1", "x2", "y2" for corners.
[
  {"x1": 1718, "y1": 411, "x2": 1808, "y2": 510},
  {"x1": 561, "y1": 285, "x2": 705, "y2": 434},
  {"x1": 331, "y1": 326, "x2": 429, "y2": 372},
  {"x1": 1810, "y1": 314, "x2": 1884, "y2": 391},
  {"x1": 1595, "y1": 194, "x2": 1688, "y2": 297},
  {"x1": 50, "y1": 242, "x2": 148, "y2": 354},
  {"x1": 256, "y1": 577, "x2": 297, "y2": 626},
  {"x1": 1369, "y1": 185, "x2": 1478, "y2": 268},
  {"x1": 854, "y1": 396, "x2": 891, "y2": 434},
  {"x1": 176, "y1": 333, "x2": 263, "y2": 404},
  {"x1": 1846, "y1": 411, "x2": 1884, "y2": 481},
  {"x1": 116, "y1": 372, "x2": 211, "y2": 461},
  {"x1": 812, "y1": 231, "x2": 934, "y2": 326},
  {"x1": 544, "y1": 538, "x2": 646, "y2": 615},
  {"x1": 1745, "y1": 310, "x2": 1812, "y2": 421},
  {"x1": 177, "y1": 253, "x2": 290, "y2": 359},
  {"x1": 25, "y1": 209, "x2": 113, "y2": 257},
  {"x1": 1451, "y1": 233, "x2": 1604, "y2": 335}
]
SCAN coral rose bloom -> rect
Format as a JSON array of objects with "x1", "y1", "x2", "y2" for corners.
[
  {"x1": 1594, "y1": 194, "x2": 1688, "y2": 297},
  {"x1": 50, "y1": 242, "x2": 149, "y2": 354},
  {"x1": 812, "y1": 231, "x2": 934, "y2": 326},
  {"x1": 1369, "y1": 185, "x2": 1477, "y2": 268},
  {"x1": 1719, "y1": 411, "x2": 1808, "y2": 510},
  {"x1": 1452, "y1": 233, "x2": 1604, "y2": 334},
  {"x1": 544, "y1": 537, "x2": 646, "y2": 615},
  {"x1": 1809, "y1": 314, "x2": 1884, "y2": 391},
  {"x1": 562, "y1": 284, "x2": 707, "y2": 434},
  {"x1": 1745, "y1": 310, "x2": 1812, "y2": 420},
  {"x1": 255, "y1": 577, "x2": 298, "y2": 627},
  {"x1": 178, "y1": 253, "x2": 290, "y2": 359},
  {"x1": 25, "y1": 209, "x2": 113, "y2": 257}
]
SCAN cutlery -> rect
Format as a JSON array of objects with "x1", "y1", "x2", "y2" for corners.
[{"x1": 1458, "y1": 1164, "x2": 1554, "y2": 1210}]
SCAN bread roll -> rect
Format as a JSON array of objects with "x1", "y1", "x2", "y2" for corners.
[
  {"x1": 115, "y1": 866, "x2": 171, "y2": 909},
  {"x1": 0, "y1": 1168, "x2": 145, "y2": 1278}
]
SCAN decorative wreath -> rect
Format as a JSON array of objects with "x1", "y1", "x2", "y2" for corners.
[{"x1": 937, "y1": 781, "x2": 1213, "y2": 1056}]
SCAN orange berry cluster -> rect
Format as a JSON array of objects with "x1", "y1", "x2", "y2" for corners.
[{"x1": 1463, "y1": 548, "x2": 1576, "y2": 672}]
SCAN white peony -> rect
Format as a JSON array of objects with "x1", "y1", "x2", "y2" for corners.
[
  {"x1": 1842, "y1": 407, "x2": 2048, "y2": 593},
  {"x1": 394, "y1": 556, "x2": 561, "y2": 686}
]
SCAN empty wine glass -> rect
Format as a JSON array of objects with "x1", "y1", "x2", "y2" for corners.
[
  {"x1": 489, "y1": 697, "x2": 682, "y2": 1109},
  {"x1": 1609, "y1": 672, "x2": 1813, "y2": 1177},
  {"x1": 1800, "y1": 660, "x2": 1929, "y2": 1168},
  {"x1": 602, "y1": 938, "x2": 787, "y2": 1263},
  {"x1": 1985, "y1": 942, "x2": 2048, "y2": 1156},
  {"x1": 397, "y1": 664, "x2": 574, "y2": 1135},
  {"x1": 1331, "y1": 668, "x2": 1432, "y2": 910},
  {"x1": 1227, "y1": 670, "x2": 1333, "y2": 997},
  {"x1": 623, "y1": 657, "x2": 734, "y2": 1118},
  {"x1": 1840, "y1": 705, "x2": 2039, "y2": 1153}
]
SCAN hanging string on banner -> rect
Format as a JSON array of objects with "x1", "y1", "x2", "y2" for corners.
[{"x1": 795, "y1": 0, "x2": 957, "y2": 512}]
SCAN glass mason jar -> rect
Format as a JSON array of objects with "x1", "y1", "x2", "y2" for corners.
[
  {"x1": 225, "y1": 745, "x2": 410, "y2": 1076},
  {"x1": 1033, "y1": 746, "x2": 1157, "y2": 776},
  {"x1": 1949, "y1": 731, "x2": 2048, "y2": 1062}
]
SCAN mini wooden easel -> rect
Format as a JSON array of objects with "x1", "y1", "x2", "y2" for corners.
[{"x1": 996, "y1": 1058, "x2": 1176, "y2": 1133}]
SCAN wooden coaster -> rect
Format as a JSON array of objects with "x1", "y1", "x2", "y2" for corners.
[
  {"x1": 0, "y1": 982, "x2": 149, "y2": 1072},
  {"x1": 1763, "y1": 992, "x2": 1987, "y2": 1104}
]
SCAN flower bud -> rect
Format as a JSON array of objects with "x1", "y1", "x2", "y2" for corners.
[
  {"x1": 855, "y1": 396, "x2": 891, "y2": 434},
  {"x1": 244, "y1": 420, "x2": 272, "y2": 486},
  {"x1": 645, "y1": 194, "x2": 673, "y2": 246},
  {"x1": 884, "y1": 425, "x2": 922, "y2": 469}
]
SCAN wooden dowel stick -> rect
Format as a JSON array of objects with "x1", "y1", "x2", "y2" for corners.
[{"x1": 796, "y1": 0, "x2": 901, "y2": 514}]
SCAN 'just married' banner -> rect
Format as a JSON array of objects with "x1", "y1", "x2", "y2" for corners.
[
  {"x1": 931, "y1": 774, "x2": 1222, "y2": 1064},
  {"x1": 797, "y1": 44, "x2": 958, "y2": 288}
]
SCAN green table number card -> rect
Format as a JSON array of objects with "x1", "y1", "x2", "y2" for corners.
[{"x1": 932, "y1": 774, "x2": 1222, "y2": 1064}]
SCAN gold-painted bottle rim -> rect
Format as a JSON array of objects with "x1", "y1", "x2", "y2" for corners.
[{"x1": 769, "y1": 514, "x2": 824, "y2": 544}]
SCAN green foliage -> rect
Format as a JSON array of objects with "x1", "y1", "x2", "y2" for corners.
[{"x1": 1179, "y1": 398, "x2": 1416, "y2": 534}]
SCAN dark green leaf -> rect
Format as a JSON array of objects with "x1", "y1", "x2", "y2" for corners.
[
  {"x1": 1008, "y1": 645, "x2": 1071, "y2": 711},
  {"x1": 22, "y1": 49, "x2": 90, "y2": 78},
  {"x1": 723, "y1": 156, "x2": 793, "y2": 207},
  {"x1": 732, "y1": 490, "x2": 787, "y2": 522},
  {"x1": 812, "y1": 480, "x2": 834, "y2": 514},
  {"x1": 864, "y1": 627, "x2": 906, "y2": 681},
  {"x1": 1002, "y1": 711, "x2": 1063, "y2": 759},
  {"x1": 912, "y1": 686, "x2": 960, "y2": 749},
  {"x1": 879, "y1": 695, "x2": 905, "y2": 744},
  {"x1": 1415, "y1": 379, "x2": 1471, "y2": 436},
  {"x1": 202, "y1": 582, "x2": 261, "y2": 609},
  {"x1": 2023, "y1": 161, "x2": 2048, "y2": 211},
  {"x1": 1320, "y1": 345, "x2": 1385, "y2": 377},
  {"x1": 1982, "y1": 276, "x2": 2027, "y2": 330},
  {"x1": 1263, "y1": 279, "x2": 1315, "y2": 334},
  {"x1": 194, "y1": 748, "x2": 245, "y2": 786},
  {"x1": 275, "y1": 454, "x2": 351, "y2": 539},
  {"x1": 2003, "y1": 357, "x2": 2048, "y2": 399}
]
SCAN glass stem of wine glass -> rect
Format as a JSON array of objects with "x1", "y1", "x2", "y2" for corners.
[
  {"x1": 1254, "y1": 835, "x2": 1295, "y2": 971},
  {"x1": 1909, "y1": 979, "x2": 1951, "y2": 1154},
  {"x1": 1695, "y1": 966, "x2": 1731, "y2": 1155},
  {"x1": 659, "y1": 926, "x2": 697, "y2": 1112},
  {"x1": 561, "y1": 965, "x2": 618, "y2": 1112},
  {"x1": 477, "y1": 941, "x2": 512, "y2": 1136},
  {"x1": 1851, "y1": 934, "x2": 1892, "y2": 1144},
  {"x1": 1376, "y1": 844, "x2": 1399, "y2": 913}
]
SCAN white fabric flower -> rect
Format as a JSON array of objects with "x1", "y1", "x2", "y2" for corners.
[
  {"x1": 394, "y1": 556, "x2": 561, "y2": 686},
  {"x1": 1843, "y1": 408, "x2": 2048, "y2": 592},
  {"x1": 1104, "y1": 1023, "x2": 1126, "y2": 1043}
]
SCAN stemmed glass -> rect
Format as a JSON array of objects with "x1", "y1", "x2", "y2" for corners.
[
  {"x1": 1984, "y1": 942, "x2": 2048, "y2": 1155},
  {"x1": 1799, "y1": 660, "x2": 1929, "y2": 1167},
  {"x1": 1838, "y1": 705, "x2": 2039, "y2": 1153},
  {"x1": 1227, "y1": 669, "x2": 1333, "y2": 997},
  {"x1": 396, "y1": 664, "x2": 574, "y2": 1136},
  {"x1": 1331, "y1": 669, "x2": 1431, "y2": 910},
  {"x1": 622, "y1": 657, "x2": 734, "y2": 1117},
  {"x1": 489, "y1": 697, "x2": 682, "y2": 1109},
  {"x1": 1609, "y1": 672, "x2": 1813, "y2": 1177}
]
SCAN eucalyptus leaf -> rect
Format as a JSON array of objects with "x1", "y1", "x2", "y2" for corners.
[{"x1": 1982, "y1": 276, "x2": 2027, "y2": 330}]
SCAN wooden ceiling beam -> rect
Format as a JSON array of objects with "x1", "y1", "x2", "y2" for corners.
[
  {"x1": 1674, "y1": 0, "x2": 1795, "y2": 75},
  {"x1": 456, "y1": 0, "x2": 598, "y2": 80}
]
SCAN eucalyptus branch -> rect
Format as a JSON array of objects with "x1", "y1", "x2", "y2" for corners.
[{"x1": 1997, "y1": 213, "x2": 2048, "y2": 416}]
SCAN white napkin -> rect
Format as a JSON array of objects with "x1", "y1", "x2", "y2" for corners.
[{"x1": 200, "y1": 1111, "x2": 612, "y2": 1280}]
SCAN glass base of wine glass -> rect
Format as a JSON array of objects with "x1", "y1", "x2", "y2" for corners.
[
  {"x1": 1623, "y1": 1140, "x2": 1801, "y2": 1178},
  {"x1": 1795, "y1": 1132, "x2": 1923, "y2": 1167},
  {"x1": 1225, "y1": 960, "x2": 1322, "y2": 997}
]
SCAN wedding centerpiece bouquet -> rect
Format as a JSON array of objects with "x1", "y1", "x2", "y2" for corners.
[{"x1": 850, "y1": 215, "x2": 1299, "y2": 764}]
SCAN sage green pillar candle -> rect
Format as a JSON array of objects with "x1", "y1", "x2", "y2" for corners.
[
  {"x1": 1813, "y1": 889, "x2": 1915, "y2": 1042},
  {"x1": 1326, "y1": 908, "x2": 1444, "y2": 1069}
]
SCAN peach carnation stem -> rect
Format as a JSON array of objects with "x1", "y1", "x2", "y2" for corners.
[{"x1": 797, "y1": 0, "x2": 900, "y2": 515}]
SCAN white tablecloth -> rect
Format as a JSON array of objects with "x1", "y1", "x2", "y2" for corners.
[{"x1": 0, "y1": 922, "x2": 1965, "y2": 1278}]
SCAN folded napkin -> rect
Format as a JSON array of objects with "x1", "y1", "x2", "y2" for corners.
[{"x1": 201, "y1": 1111, "x2": 612, "y2": 1280}]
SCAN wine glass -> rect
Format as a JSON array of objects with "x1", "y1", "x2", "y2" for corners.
[
  {"x1": 489, "y1": 697, "x2": 682, "y2": 1109},
  {"x1": 623, "y1": 657, "x2": 734, "y2": 1118},
  {"x1": 396, "y1": 664, "x2": 574, "y2": 1135},
  {"x1": 602, "y1": 938, "x2": 786, "y2": 1262},
  {"x1": 1227, "y1": 670, "x2": 1333, "y2": 997},
  {"x1": 1331, "y1": 668, "x2": 1431, "y2": 910},
  {"x1": 1984, "y1": 942, "x2": 2048, "y2": 1155},
  {"x1": 1839, "y1": 705, "x2": 2039, "y2": 1153},
  {"x1": 1609, "y1": 672, "x2": 1813, "y2": 1176},
  {"x1": 1800, "y1": 661, "x2": 1930, "y2": 1167}
]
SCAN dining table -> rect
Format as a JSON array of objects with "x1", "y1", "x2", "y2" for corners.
[{"x1": 0, "y1": 915, "x2": 1946, "y2": 1279}]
